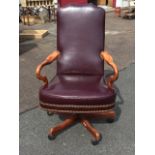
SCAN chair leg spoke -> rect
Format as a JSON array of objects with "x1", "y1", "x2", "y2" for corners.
[
  {"x1": 80, "y1": 119, "x2": 102, "y2": 145},
  {"x1": 48, "y1": 115, "x2": 77, "y2": 140}
]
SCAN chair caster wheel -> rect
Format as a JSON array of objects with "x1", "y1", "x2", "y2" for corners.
[
  {"x1": 91, "y1": 139, "x2": 99, "y2": 145},
  {"x1": 106, "y1": 118, "x2": 115, "y2": 123},
  {"x1": 91, "y1": 135, "x2": 102, "y2": 145},
  {"x1": 48, "y1": 134, "x2": 56, "y2": 140},
  {"x1": 47, "y1": 111, "x2": 54, "y2": 116}
]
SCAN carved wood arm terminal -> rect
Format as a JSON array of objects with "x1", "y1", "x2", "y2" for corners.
[
  {"x1": 100, "y1": 51, "x2": 119, "y2": 89},
  {"x1": 35, "y1": 50, "x2": 60, "y2": 86}
]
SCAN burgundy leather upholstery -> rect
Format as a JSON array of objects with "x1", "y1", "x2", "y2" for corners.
[
  {"x1": 40, "y1": 75, "x2": 115, "y2": 105},
  {"x1": 39, "y1": 4, "x2": 116, "y2": 113},
  {"x1": 57, "y1": 4, "x2": 105, "y2": 75},
  {"x1": 58, "y1": 0, "x2": 88, "y2": 7}
]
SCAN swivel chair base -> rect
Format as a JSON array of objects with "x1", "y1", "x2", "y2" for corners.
[{"x1": 47, "y1": 110, "x2": 115, "y2": 145}]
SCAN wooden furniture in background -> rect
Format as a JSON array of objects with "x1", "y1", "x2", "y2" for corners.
[
  {"x1": 20, "y1": 0, "x2": 53, "y2": 7},
  {"x1": 20, "y1": 30, "x2": 48, "y2": 39}
]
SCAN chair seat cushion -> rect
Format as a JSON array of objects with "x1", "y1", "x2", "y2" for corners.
[{"x1": 39, "y1": 75, "x2": 116, "y2": 113}]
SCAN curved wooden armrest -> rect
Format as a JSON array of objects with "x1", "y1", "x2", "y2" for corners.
[
  {"x1": 100, "y1": 51, "x2": 119, "y2": 89},
  {"x1": 35, "y1": 50, "x2": 60, "y2": 86}
]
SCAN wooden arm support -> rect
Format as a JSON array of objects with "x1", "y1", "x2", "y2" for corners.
[
  {"x1": 35, "y1": 50, "x2": 60, "y2": 86},
  {"x1": 100, "y1": 51, "x2": 119, "y2": 89}
]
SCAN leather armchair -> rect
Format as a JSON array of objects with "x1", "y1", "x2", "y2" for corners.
[{"x1": 36, "y1": 4, "x2": 119, "y2": 145}]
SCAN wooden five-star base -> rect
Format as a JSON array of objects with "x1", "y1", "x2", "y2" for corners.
[{"x1": 47, "y1": 110, "x2": 116, "y2": 145}]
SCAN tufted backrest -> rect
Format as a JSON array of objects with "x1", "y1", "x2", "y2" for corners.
[{"x1": 57, "y1": 4, "x2": 105, "y2": 75}]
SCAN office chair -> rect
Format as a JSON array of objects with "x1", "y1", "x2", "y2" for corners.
[{"x1": 36, "y1": 4, "x2": 119, "y2": 145}]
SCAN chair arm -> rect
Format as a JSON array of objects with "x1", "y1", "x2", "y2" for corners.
[
  {"x1": 35, "y1": 50, "x2": 60, "y2": 86},
  {"x1": 100, "y1": 51, "x2": 119, "y2": 89}
]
